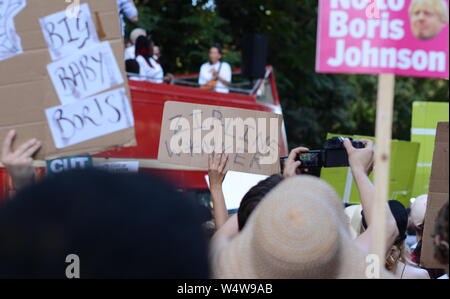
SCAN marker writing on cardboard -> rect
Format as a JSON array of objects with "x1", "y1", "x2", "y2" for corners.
[
  {"x1": 52, "y1": 94, "x2": 122, "y2": 143},
  {"x1": 54, "y1": 51, "x2": 105, "y2": 97}
]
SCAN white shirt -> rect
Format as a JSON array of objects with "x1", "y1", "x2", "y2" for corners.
[
  {"x1": 117, "y1": 0, "x2": 138, "y2": 37},
  {"x1": 136, "y1": 55, "x2": 164, "y2": 84},
  {"x1": 198, "y1": 61, "x2": 232, "y2": 94},
  {"x1": 124, "y1": 45, "x2": 135, "y2": 60}
]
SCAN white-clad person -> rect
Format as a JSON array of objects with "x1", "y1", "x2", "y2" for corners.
[
  {"x1": 117, "y1": 0, "x2": 138, "y2": 37},
  {"x1": 135, "y1": 36, "x2": 164, "y2": 84},
  {"x1": 199, "y1": 45, "x2": 232, "y2": 93},
  {"x1": 124, "y1": 28, "x2": 147, "y2": 60}
]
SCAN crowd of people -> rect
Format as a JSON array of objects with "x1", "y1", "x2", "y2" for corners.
[
  {"x1": 0, "y1": 0, "x2": 447, "y2": 280},
  {"x1": 0, "y1": 129, "x2": 448, "y2": 279},
  {"x1": 122, "y1": 28, "x2": 232, "y2": 93}
]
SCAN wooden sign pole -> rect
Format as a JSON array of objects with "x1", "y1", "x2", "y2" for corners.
[{"x1": 372, "y1": 73, "x2": 396, "y2": 266}]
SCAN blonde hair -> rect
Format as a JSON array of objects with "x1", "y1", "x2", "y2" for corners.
[{"x1": 409, "y1": 0, "x2": 450, "y2": 23}]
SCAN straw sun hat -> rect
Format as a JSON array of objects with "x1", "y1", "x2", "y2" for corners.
[{"x1": 211, "y1": 176, "x2": 393, "y2": 279}]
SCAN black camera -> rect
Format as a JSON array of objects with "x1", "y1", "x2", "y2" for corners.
[{"x1": 280, "y1": 137, "x2": 365, "y2": 170}]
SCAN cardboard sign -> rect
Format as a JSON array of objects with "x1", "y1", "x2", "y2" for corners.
[
  {"x1": 316, "y1": 0, "x2": 449, "y2": 78},
  {"x1": 158, "y1": 101, "x2": 283, "y2": 176},
  {"x1": 0, "y1": 0, "x2": 26, "y2": 61},
  {"x1": 46, "y1": 155, "x2": 93, "y2": 176},
  {"x1": 45, "y1": 87, "x2": 134, "y2": 148},
  {"x1": 421, "y1": 122, "x2": 449, "y2": 269},
  {"x1": 411, "y1": 101, "x2": 449, "y2": 197},
  {"x1": 0, "y1": 0, "x2": 136, "y2": 161},
  {"x1": 39, "y1": 3, "x2": 99, "y2": 60},
  {"x1": 47, "y1": 42, "x2": 124, "y2": 104}
]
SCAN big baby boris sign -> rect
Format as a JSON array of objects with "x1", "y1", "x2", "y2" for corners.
[{"x1": 316, "y1": 0, "x2": 449, "y2": 78}]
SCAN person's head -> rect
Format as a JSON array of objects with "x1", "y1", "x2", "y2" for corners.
[
  {"x1": 125, "y1": 59, "x2": 140, "y2": 75},
  {"x1": 0, "y1": 169, "x2": 209, "y2": 278},
  {"x1": 130, "y1": 28, "x2": 147, "y2": 45},
  {"x1": 433, "y1": 201, "x2": 449, "y2": 272},
  {"x1": 208, "y1": 45, "x2": 223, "y2": 64},
  {"x1": 362, "y1": 200, "x2": 410, "y2": 270},
  {"x1": 237, "y1": 174, "x2": 284, "y2": 231},
  {"x1": 153, "y1": 45, "x2": 161, "y2": 60},
  {"x1": 212, "y1": 176, "x2": 393, "y2": 279},
  {"x1": 410, "y1": 194, "x2": 428, "y2": 238},
  {"x1": 409, "y1": 0, "x2": 449, "y2": 40}
]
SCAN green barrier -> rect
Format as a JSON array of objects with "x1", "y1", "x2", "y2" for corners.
[
  {"x1": 320, "y1": 134, "x2": 419, "y2": 207},
  {"x1": 411, "y1": 101, "x2": 449, "y2": 197}
]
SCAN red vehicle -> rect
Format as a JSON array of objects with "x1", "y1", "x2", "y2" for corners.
[{"x1": 0, "y1": 67, "x2": 288, "y2": 203}]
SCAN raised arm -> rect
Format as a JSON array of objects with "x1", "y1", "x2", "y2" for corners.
[
  {"x1": 344, "y1": 138, "x2": 398, "y2": 253},
  {"x1": 1, "y1": 130, "x2": 41, "y2": 192},
  {"x1": 208, "y1": 153, "x2": 229, "y2": 230}
]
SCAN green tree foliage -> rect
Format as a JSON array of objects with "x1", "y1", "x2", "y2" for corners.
[{"x1": 132, "y1": 0, "x2": 449, "y2": 149}]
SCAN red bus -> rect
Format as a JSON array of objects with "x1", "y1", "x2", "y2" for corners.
[{"x1": 0, "y1": 67, "x2": 288, "y2": 203}]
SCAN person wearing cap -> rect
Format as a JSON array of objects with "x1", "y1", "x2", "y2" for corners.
[
  {"x1": 210, "y1": 175, "x2": 395, "y2": 279},
  {"x1": 409, "y1": 194, "x2": 428, "y2": 263},
  {"x1": 210, "y1": 139, "x2": 397, "y2": 278},
  {"x1": 124, "y1": 28, "x2": 147, "y2": 61},
  {"x1": 360, "y1": 200, "x2": 430, "y2": 279}
]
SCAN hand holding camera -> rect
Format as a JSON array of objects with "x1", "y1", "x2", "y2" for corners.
[
  {"x1": 281, "y1": 137, "x2": 370, "y2": 175},
  {"x1": 343, "y1": 138, "x2": 374, "y2": 175},
  {"x1": 282, "y1": 146, "x2": 310, "y2": 178}
]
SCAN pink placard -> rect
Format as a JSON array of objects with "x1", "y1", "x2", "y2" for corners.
[{"x1": 316, "y1": 0, "x2": 449, "y2": 78}]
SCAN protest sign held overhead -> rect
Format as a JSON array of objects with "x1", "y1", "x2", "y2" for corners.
[
  {"x1": 0, "y1": 0, "x2": 136, "y2": 161},
  {"x1": 316, "y1": 0, "x2": 449, "y2": 78},
  {"x1": 421, "y1": 122, "x2": 449, "y2": 269},
  {"x1": 158, "y1": 101, "x2": 283, "y2": 176}
]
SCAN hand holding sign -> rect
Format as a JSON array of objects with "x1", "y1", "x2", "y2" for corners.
[{"x1": 1, "y1": 130, "x2": 41, "y2": 190}]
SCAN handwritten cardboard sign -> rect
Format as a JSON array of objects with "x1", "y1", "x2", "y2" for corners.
[
  {"x1": 39, "y1": 3, "x2": 99, "y2": 60},
  {"x1": 0, "y1": 0, "x2": 26, "y2": 61},
  {"x1": 47, "y1": 41, "x2": 124, "y2": 104},
  {"x1": 158, "y1": 101, "x2": 283, "y2": 176},
  {"x1": 0, "y1": 0, "x2": 136, "y2": 161},
  {"x1": 45, "y1": 87, "x2": 134, "y2": 148},
  {"x1": 421, "y1": 122, "x2": 449, "y2": 269},
  {"x1": 316, "y1": 0, "x2": 449, "y2": 78}
]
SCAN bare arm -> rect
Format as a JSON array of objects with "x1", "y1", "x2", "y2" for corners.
[
  {"x1": 208, "y1": 153, "x2": 229, "y2": 230},
  {"x1": 1, "y1": 130, "x2": 41, "y2": 192},
  {"x1": 210, "y1": 213, "x2": 239, "y2": 254},
  {"x1": 344, "y1": 139, "x2": 398, "y2": 253}
]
